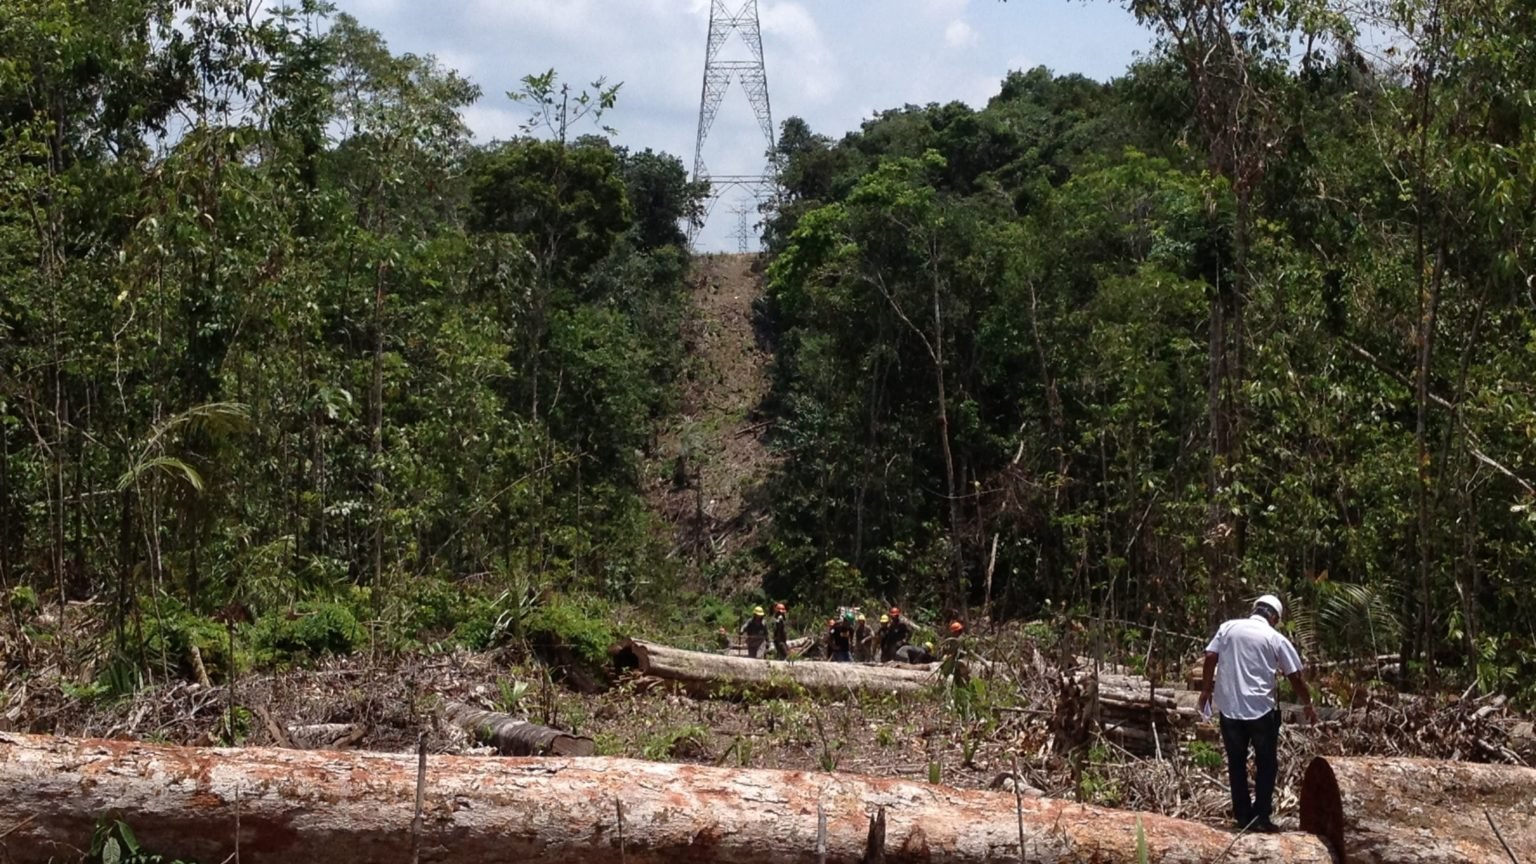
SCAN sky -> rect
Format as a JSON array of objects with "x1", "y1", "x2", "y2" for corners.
[{"x1": 329, "y1": 0, "x2": 1154, "y2": 250}]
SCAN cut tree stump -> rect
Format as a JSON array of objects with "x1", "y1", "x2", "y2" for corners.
[
  {"x1": 611, "y1": 639, "x2": 940, "y2": 697},
  {"x1": 1300, "y1": 755, "x2": 1536, "y2": 864},
  {"x1": 442, "y1": 701, "x2": 594, "y2": 757},
  {"x1": 0, "y1": 733, "x2": 1333, "y2": 864}
]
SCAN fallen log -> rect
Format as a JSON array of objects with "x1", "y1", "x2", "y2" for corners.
[
  {"x1": 723, "y1": 636, "x2": 812, "y2": 657},
  {"x1": 0, "y1": 733, "x2": 1333, "y2": 864},
  {"x1": 285, "y1": 723, "x2": 368, "y2": 750},
  {"x1": 1300, "y1": 755, "x2": 1536, "y2": 863},
  {"x1": 611, "y1": 639, "x2": 941, "y2": 697},
  {"x1": 442, "y1": 701, "x2": 594, "y2": 757}
]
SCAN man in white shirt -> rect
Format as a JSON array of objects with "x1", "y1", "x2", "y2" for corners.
[{"x1": 1197, "y1": 594, "x2": 1319, "y2": 833}]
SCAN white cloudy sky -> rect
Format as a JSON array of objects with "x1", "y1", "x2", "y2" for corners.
[{"x1": 329, "y1": 0, "x2": 1154, "y2": 249}]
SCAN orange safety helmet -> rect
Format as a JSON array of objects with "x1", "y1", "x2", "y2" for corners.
[
  {"x1": 889, "y1": 607, "x2": 901, "y2": 618},
  {"x1": 948, "y1": 620, "x2": 964, "y2": 635}
]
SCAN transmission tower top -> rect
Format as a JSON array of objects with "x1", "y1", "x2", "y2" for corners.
[{"x1": 690, "y1": 0, "x2": 779, "y2": 244}]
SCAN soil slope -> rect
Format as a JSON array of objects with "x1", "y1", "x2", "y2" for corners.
[{"x1": 648, "y1": 253, "x2": 778, "y2": 588}]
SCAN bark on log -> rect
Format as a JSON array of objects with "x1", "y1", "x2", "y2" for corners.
[
  {"x1": 0, "y1": 733, "x2": 1333, "y2": 864},
  {"x1": 611, "y1": 639, "x2": 941, "y2": 697},
  {"x1": 1300, "y1": 755, "x2": 1536, "y2": 864},
  {"x1": 442, "y1": 701, "x2": 595, "y2": 757},
  {"x1": 285, "y1": 723, "x2": 368, "y2": 750}
]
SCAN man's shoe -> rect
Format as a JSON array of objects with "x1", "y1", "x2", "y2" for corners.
[{"x1": 1249, "y1": 819, "x2": 1282, "y2": 834}]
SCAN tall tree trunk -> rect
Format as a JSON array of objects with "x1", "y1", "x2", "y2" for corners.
[
  {"x1": 931, "y1": 267, "x2": 964, "y2": 611},
  {"x1": 370, "y1": 264, "x2": 386, "y2": 589},
  {"x1": 1204, "y1": 278, "x2": 1229, "y2": 627},
  {"x1": 1406, "y1": 3, "x2": 1444, "y2": 674}
]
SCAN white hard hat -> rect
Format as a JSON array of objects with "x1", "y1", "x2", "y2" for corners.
[{"x1": 1255, "y1": 594, "x2": 1283, "y2": 620}]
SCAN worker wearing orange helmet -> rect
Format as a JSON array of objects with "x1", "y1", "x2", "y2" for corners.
[
  {"x1": 771, "y1": 602, "x2": 789, "y2": 660},
  {"x1": 939, "y1": 618, "x2": 970, "y2": 684},
  {"x1": 879, "y1": 606, "x2": 913, "y2": 662}
]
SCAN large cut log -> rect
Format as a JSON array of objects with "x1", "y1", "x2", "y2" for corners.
[
  {"x1": 1300, "y1": 755, "x2": 1536, "y2": 864},
  {"x1": 0, "y1": 733, "x2": 1332, "y2": 864},
  {"x1": 611, "y1": 639, "x2": 942, "y2": 697},
  {"x1": 442, "y1": 701, "x2": 595, "y2": 756}
]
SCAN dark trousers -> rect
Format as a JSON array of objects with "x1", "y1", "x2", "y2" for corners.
[
  {"x1": 1220, "y1": 709, "x2": 1281, "y2": 825},
  {"x1": 774, "y1": 639, "x2": 788, "y2": 660}
]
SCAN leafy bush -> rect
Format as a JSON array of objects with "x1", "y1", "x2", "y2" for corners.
[
  {"x1": 8, "y1": 585, "x2": 38, "y2": 614},
  {"x1": 524, "y1": 594, "x2": 617, "y2": 670},
  {"x1": 137, "y1": 598, "x2": 237, "y2": 682},
  {"x1": 250, "y1": 601, "x2": 364, "y2": 665}
]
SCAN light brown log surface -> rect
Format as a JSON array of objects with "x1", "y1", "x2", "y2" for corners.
[
  {"x1": 0, "y1": 733, "x2": 1334, "y2": 864},
  {"x1": 1300, "y1": 755, "x2": 1536, "y2": 864},
  {"x1": 612, "y1": 639, "x2": 941, "y2": 696}
]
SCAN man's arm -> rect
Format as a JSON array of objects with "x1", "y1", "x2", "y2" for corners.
[
  {"x1": 1197, "y1": 651, "x2": 1218, "y2": 715},
  {"x1": 1286, "y1": 671, "x2": 1320, "y2": 724}
]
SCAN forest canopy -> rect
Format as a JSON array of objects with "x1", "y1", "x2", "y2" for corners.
[{"x1": 2, "y1": 0, "x2": 1534, "y2": 703}]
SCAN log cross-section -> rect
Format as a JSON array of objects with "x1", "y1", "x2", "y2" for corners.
[
  {"x1": 0, "y1": 733, "x2": 1334, "y2": 864},
  {"x1": 1300, "y1": 755, "x2": 1536, "y2": 864}
]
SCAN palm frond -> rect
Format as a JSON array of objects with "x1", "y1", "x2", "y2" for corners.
[{"x1": 117, "y1": 456, "x2": 205, "y2": 493}]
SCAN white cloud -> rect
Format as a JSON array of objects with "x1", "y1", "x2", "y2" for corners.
[{"x1": 944, "y1": 19, "x2": 978, "y2": 50}]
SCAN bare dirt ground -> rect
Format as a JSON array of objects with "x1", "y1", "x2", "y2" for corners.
[{"x1": 646, "y1": 252, "x2": 779, "y2": 590}]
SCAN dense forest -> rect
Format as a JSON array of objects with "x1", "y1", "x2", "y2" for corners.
[{"x1": 2, "y1": 0, "x2": 1534, "y2": 707}]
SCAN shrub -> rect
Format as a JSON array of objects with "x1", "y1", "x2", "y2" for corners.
[
  {"x1": 137, "y1": 598, "x2": 238, "y2": 682},
  {"x1": 524, "y1": 594, "x2": 616, "y2": 670},
  {"x1": 250, "y1": 601, "x2": 364, "y2": 666},
  {"x1": 8, "y1": 585, "x2": 38, "y2": 614}
]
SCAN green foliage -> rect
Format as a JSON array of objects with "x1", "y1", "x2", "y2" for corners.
[
  {"x1": 136, "y1": 599, "x2": 238, "y2": 683},
  {"x1": 89, "y1": 820, "x2": 193, "y2": 864},
  {"x1": 495, "y1": 678, "x2": 531, "y2": 714},
  {"x1": 0, "y1": 0, "x2": 703, "y2": 674},
  {"x1": 7, "y1": 586, "x2": 38, "y2": 614},
  {"x1": 1185, "y1": 740, "x2": 1223, "y2": 771},
  {"x1": 523, "y1": 594, "x2": 617, "y2": 670},
  {"x1": 250, "y1": 601, "x2": 364, "y2": 666},
  {"x1": 640, "y1": 723, "x2": 710, "y2": 761}
]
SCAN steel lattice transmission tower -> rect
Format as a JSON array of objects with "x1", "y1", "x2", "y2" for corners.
[{"x1": 690, "y1": 0, "x2": 779, "y2": 245}]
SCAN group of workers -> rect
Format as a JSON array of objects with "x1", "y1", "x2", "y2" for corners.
[
  {"x1": 732, "y1": 591, "x2": 1319, "y2": 835},
  {"x1": 738, "y1": 602, "x2": 792, "y2": 660},
  {"x1": 737, "y1": 604, "x2": 966, "y2": 664}
]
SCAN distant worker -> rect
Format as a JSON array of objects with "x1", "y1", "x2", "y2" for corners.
[
  {"x1": 939, "y1": 620, "x2": 970, "y2": 684},
  {"x1": 895, "y1": 641, "x2": 936, "y2": 664},
  {"x1": 741, "y1": 606, "x2": 769, "y2": 659},
  {"x1": 880, "y1": 607, "x2": 912, "y2": 661},
  {"x1": 854, "y1": 613, "x2": 873, "y2": 661},
  {"x1": 772, "y1": 602, "x2": 789, "y2": 660},
  {"x1": 1198, "y1": 594, "x2": 1319, "y2": 834},
  {"x1": 827, "y1": 611, "x2": 855, "y2": 662}
]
